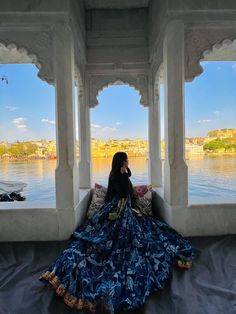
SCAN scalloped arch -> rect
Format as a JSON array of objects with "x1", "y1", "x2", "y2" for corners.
[
  {"x1": 0, "y1": 40, "x2": 43, "y2": 78},
  {"x1": 97, "y1": 80, "x2": 143, "y2": 104},
  {"x1": 202, "y1": 38, "x2": 236, "y2": 59},
  {"x1": 185, "y1": 28, "x2": 236, "y2": 81},
  {"x1": 195, "y1": 38, "x2": 236, "y2": 79},
  {"x1": 88, "y1": 75, "x2": 149, "y2": 108}
]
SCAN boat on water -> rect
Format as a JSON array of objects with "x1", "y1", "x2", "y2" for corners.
[{"x1": 0, "y1": 180, "x2": 27, "y2": 194}]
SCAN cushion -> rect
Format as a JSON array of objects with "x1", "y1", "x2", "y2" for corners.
[
  {"x1": 134, "y1": 184, "x2": 151, "y2": 198},
  {"x1": 87, "y1": 183, "x2": 107, "y2": 219},
  {"x1": 133, "y1": 185, "x2": 153, "y2": 216},
  {"x1": 87, "y1": 183, "x2": 153, "y2": 219}
]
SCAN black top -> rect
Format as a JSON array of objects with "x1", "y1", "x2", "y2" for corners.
[{"x1": 105, "y1": 168, "x2": 135, "y2": 203}]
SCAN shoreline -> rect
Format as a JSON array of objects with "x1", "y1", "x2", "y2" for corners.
[{"x1": 1, "y1": 152, "x2": 236, "y2": 162}]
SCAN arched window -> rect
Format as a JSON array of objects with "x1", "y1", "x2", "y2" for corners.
[
  {"x1": 90, "y1": 84, "x2": 148, "y2": 187},
  {"x1": 0, "y1": 43, "x2": 55, "y2": 203},
  {"x1": 185, "y1": 41, "x2": 236, "y2": 204}
]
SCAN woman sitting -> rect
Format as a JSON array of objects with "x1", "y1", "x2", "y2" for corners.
[{"x1": 40, "y1": 152, "x2": 194, "y2": 313}]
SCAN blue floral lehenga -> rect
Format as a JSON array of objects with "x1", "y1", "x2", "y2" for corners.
[{"x1": 40, "y1": 196, "x2": 195, "y2": 313}]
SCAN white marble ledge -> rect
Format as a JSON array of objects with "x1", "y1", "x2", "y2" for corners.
[
  {"x1": 152, "y1": 186, "x2": 236, "y2": 208},
  {"x1": 0, "y1": 200, "x2": 56, "y2": 210},
  {"x1": 188, "y1": 203, "x2": 236, "y2": 210},
  {"x1": 189, "y1": 196, "x2": 236, "y2": 205},
  {"x1": 0, "y1": 188, "x2": 91, "y2": 211},
  {"x1": 79, "y1": 188, "x2": 91, "y2": 200},
  {"x1": 0, "y1": 189, "x2": 92, "y2": 241}
]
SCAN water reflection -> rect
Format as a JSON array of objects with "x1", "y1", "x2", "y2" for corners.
[
  {"x1": 0, "y1": 160, "x2": 56, "y2": 201},
  {"x1": 187, "y1": 155, "x2": 236, "y2": 203},
  {"x1": 91, "y1": 157, "x2": 149, "y2": 186},
  {"x1": 0, "y1": 156, "x2": 236, "y2": 203}
]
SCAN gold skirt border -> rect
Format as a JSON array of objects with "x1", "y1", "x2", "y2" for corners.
[{"x1": 40, "y1": 271, "x2": 97, "y2": 313}]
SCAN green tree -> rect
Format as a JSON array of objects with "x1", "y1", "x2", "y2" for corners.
[
  {"x1": 8, "y1": 142, "x2": 37, "y2": 158},
  {"x1": 203, "y1": 139, "x2": 225, "y2": 151},
  {"x1": 0, "y1": 144, "x2": 8, "y2": 156},
  {"x1": 8, "y1": 143, "x2": 23, "y2": 157},
  {"x1": 23, "y1": 142, "x2": 38, "y2": 156}
]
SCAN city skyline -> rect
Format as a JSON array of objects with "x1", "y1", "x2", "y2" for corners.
[
  {"x1": 0, "y1": 61, "x2": 236, "y2": 142},
  {"x1": 1, "y1": 126, "x2": 236, "y2": 144}
]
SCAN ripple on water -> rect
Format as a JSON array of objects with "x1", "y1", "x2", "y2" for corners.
[{"x1": 0, "y1": 156, "x2": 236, "y2": 203}]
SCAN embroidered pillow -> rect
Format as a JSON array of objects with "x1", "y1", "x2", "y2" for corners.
[
  {"x1": 133, "y1": 184, "x2": 153, "y2": 216},
  {"x1": 87, "y1": 183, "x2": 107, "y2": 219},
  {"x1": 87, "y1": 183, "x2": 153, "y2": 219}
]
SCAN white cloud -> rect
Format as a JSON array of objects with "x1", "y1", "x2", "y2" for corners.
[
  {"x1": 12, "y1": 117, "x2": 28, "y2": 130},
  {"x1": 197, "y1": 119, "x2": 212, "y2": 123},
  {"x1": 91, "y1": 124, "x2": 118, "y2": 138},
  {"x1": 41, "y1": 118, "x2": 55, "y2": 125},
  {"x1": 101, "y1": 127, "x2": 117, "y2": 132},
  {"x1": 115, "y1": 121, "x2": 121, "y2": 125},
  {"x1": 91, "y1": 124, "x2": 102, "y2": 128},
  {"x1": 5, "y1": 105, "x2": 18, "y2": 111},
  {"x1": 214, "y1": 111, "x2": 221, "y2": 117}
]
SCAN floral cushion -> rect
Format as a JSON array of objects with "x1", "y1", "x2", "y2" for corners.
[
  {"x1": 134, "y1": 185, "x2": 151, "y2": 197},
  {"x1": 87, "y1": 183, "x2": 107, "y2": 219},
  {"x1": 133, "y1": 185, "x2": 153, "y2": 216},
  {"x1": 87, "y1": 183, "x2": 153, "y2": 219}
]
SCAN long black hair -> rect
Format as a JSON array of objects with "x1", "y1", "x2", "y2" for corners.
[
  {"x1": 110, "y1": 152, "x2": 128, "y2": 178},
  {"x1": 105, "y1": 152, "x2": 133, "y2": 202}
]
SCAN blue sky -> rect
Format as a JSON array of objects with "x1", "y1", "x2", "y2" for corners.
[
  {"x1": 184, "y1": 61, "x2": 236, "y2": 138},
  {"x1": 0, "y1": 64, "x2": 55, "y2": 142},
  {"x1": 91, "y1": 85, "x2": 148, "y2": 140},
  {"x1": 0, "y1": 61, "x2": 235, "y2": 142}
]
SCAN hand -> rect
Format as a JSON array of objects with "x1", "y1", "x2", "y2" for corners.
[
  {"x1": 120, "y1": 166, "x2": 128, "y2": 174},
  {"x1": 132, "y1": 208, "x2": 142, "y2": 216}
]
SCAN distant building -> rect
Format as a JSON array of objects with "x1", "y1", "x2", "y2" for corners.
[{"x1": 208, "y1": 128, "x2": 236, "y2": 138}]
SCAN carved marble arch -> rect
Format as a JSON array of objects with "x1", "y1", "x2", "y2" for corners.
[
  {"x1": 0, "y1": 31, "x2": 53, "y2": 83},
  {"x1": 0, "y1": 41, "x2": 41, "y2": 73},
  {"x1": 202, "y1": 38, "x2": 236, "y2": 61},
  {"x1": 185, "y1": 27, "x2": 236, "y2": 81},
  {"x1": 87, "y1": 74, "x2": 149, "y2": 108}
]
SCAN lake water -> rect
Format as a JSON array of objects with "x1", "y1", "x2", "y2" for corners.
[{"x1": 0, "y1": 155, "x2": 236, "y2": 204}]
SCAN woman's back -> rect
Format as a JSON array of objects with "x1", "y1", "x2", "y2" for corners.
[{"x1": 105, "y1": 167, "x2": 133, "y2": 202}]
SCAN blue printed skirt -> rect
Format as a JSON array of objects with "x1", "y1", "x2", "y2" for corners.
[{"x1": 40, "y1": 198, "x2": 194, "y2": 313}]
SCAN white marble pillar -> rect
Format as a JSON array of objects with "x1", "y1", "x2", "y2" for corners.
[
  {"x1": 54, "y1": 23, "x2": 79, "y2": 209},
  {"x1": 163, "y1": 20, "x2": 188, "y2": 206},
  {"x1": 78, "y1": 94, "x2": 91, "y2": 188},
  {"x1": 148, "y1": 89, "x2": 162, "y2": 186}
]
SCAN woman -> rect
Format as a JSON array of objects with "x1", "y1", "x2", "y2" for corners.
[{"x1": 40, "y1": 152, "x2": 194, "y2": 313}]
